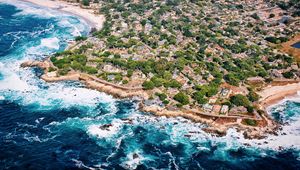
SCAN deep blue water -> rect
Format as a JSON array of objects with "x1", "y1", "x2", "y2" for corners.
[
  {"x1": 0, "y1": 1, "x2": 300, "y2": 170},
  {"x1": 292, "y1": 42, "x2": 300, "y2": 49}
]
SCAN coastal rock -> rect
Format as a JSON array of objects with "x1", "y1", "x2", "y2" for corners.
[
  {"x1": 133, "y1": 153, "x2": 139, "y2": 159},
  {"x1": 202, "y1": 128, "x2": 227, "y2": 137}
]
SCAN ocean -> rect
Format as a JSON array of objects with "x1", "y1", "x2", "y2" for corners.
[{"x1": 0, "y1": 1, "x2": 300, "y2": 169}]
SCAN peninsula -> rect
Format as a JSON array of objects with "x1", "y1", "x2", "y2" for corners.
[{"x1": 22, "y1": 0, "x2": 300, "y2": 138}]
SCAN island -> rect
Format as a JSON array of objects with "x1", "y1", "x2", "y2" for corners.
[{"x1": 22, "y1": 0, "x2": 300, "y2": 139}]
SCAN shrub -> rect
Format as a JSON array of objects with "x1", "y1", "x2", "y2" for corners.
[
  {"x1": 282, "y1": 71, "x2": 294, "y2": 79},
  {"x1": 224, "y1": 73, "x2": 240, "y2": 86},
  {"x1": 83, "y1": 66, "x2": 98, "y2": 74},
  {"x1": 251, "y1": 13, "x2": 260, "y2": 20},
  {"x1": 193, "y1": 91, "x2": 208, "y2": 104},
  {"x1": 244, "y1": 119, "x2": 257, "y2": 126},
  {"x1": 50, "y1": 56, "x2": 57, "y2": 62},
  {"x1": 75, "y1": 36, "x2": 87, "y2": 42},
  {"x1": 151, "y1": 76, "x2": 165, "y2": 87},
  {"x1": 269, "y1": 13, "x2": 275, "y2": 18},
  {"x1": 247, "y1": 106, "x2": 254, "y2": 113},
  {"x1": 142, "y1": 80, "x2": 155, "y2": 90},
  {"x1": 48, "y1": 67, "x2": 56, "y2": 72},
  {"x1": 173, "y1": 92, "x2": 189, "y2": 105},
  {"x1": 163, "y1": 100, "x2": 169, "y2": 105},
  {"x1": 127, "y1": 69, "x2": 133, "y2": 77},
  {"x1": 164, "y1": 79, "x2": 182, "y2": 88},
  {"x1": 156, "y1": 93, "x2": 167, "y2": 101},
  {"x1": 57, "y1": 68, "x2": 70, "y2": 76},
  {"x1": 82, "y1": 0, "x2": 90, "y2": 6},
  {"x1": 230, "y1": 94, "x2": 251, "y2": 107},
  {"x1": 247, "y1": 91, "x2": 260, "y2": 102}
]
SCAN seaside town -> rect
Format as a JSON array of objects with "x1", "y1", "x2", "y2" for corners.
[{"x1": 22, "y1": 0, "x2": 300, "y2": 138}]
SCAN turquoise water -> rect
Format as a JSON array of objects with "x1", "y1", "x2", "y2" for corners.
[{"x1": 0, "y1": 1, "x2": 300, "y2": 169}]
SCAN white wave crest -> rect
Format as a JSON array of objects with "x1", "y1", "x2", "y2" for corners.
[
  {"x1": 1, "y1": 0, "x2": 57, "y2": 19},
  {"x1": 267, "y1": 91, "x2": 300, "y2": 112},
  {"x1": 120, "y1": 150, "x2": 146, "y2": 170},
  {"x1": 87, "y1": 119, "x2": 123, "y2": 138},
  {"x1": 40, "y1": 37, "x2": 60, "y2": 50},
  {"x1": 0, "y1": 62, "x2": 33, "y2": 91}
]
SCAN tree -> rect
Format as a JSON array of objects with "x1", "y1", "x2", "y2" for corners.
[
  {"x1": 230, "y1": 94, "x2": 251, "y2": 107},
  {"x1": 269, "y1": 13, "x2": 275, "y2": 18},
  {"x1": 83, "y1": 66, "x2": 98, "y2": 74},
  {"x1": 247, "y1": 91, "x2": 260, "y2": 102},
  {"x1": 82, "y1": 0, "x2": 90, "y2": 6},
  {"x1": 142, "y1": 80, "x2": 155, "y2": 90},
  {"x1": 164, "y1": 79, "x2": 182, "y2": 89},
  {"x1": 282, "y1": 71, "x2": 294, "y2": 79},
  {"x1": 251, "y1": 13, "x2": 260, "y2": 20},
  {"x1": 155, "y1": 93, "x2": 167, "y2": 101},
  {"x1": 173, "y1": 92, "x2": 189, "y2": 105},
  {"x1": 193, "y1": 91, "x2": 208, "y2": 104},
  {"x1": 151, "y1": 76, "x2": 165, "y2": 87},
  {"x1": 127, "y1": 69, "x2": 133, "y2": 77},
  {"x1": 163, "y1": 71, "x2": 172, "y2": 80},
  {"x1": 75, "y1": 36, "x2": 87, "y2": 41},
  {"x1": 224, "y1": 73, "x2": 240, "y2": 86},
  {"x1": 244, "y1": 119, "x2": 257, "y2": 126},
  {"x1": 141, "y1": 19, "x2": 147, "y2": 26},
  {"x1": 206, "y1": 85, "x2": 218, "y2": 97}
]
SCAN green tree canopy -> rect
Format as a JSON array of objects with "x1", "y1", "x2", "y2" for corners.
[{"x1": 173, "y1": 92, "x2": 190, "y2": 105}]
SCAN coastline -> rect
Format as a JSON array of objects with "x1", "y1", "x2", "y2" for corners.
[
  {"x1": 258, "y1": 82, "x2": 300, "y2": 109},
  {"x1": 15, "y1": 0, "x2": 293, "y2": 139},
  {"x1": 20, "y1": 0, "x2": 105, "y2": 30},
  {"x1": 21, "y1": 59, "x2": 281, "y2": 139}
]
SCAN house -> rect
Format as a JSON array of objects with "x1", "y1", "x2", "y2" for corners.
[
  {"x1": 220, "y1": 105, "x2": 229, "y2": 114},
  {"x1": 107, "y1": 75, "x2": 115, "y2": 81},
  {"x1": 203, "y1": 104, "x2": 213, "y2": 112},
  {"x1": 213, "y1": 105, "x2": 222, "y2": 113},
  {"x1": 209, "y1": 98, "x2": 217, "y2": 104},
  {"x1": 269, "y1": 69, "x2": 282, "y2": 78},
  {"x1": 220, "y1": 88, "x2": 231, "y2": 98},
  {"x1": 144, "y1": 99, "x2": 163, "y2": 107},
  {"x1": 229, "y1": 106, "x2": 248, "y2": 115},
  {"x1": 102, "y1": 64, "x2": 125, "y2": 73}
]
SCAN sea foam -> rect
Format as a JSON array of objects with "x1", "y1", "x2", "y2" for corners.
[
  {"x1": 40, "y1": 37, "x2": 60, "y2": 50},
  {"x1": 2, "y1": 0, "x2": 57, "y2": 19}
]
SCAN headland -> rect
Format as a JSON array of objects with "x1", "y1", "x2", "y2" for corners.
[{"x1": 20, "y1": 0, "x2": 300, "y2": 139}]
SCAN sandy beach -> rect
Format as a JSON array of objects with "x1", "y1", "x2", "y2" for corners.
[
  {"x1": 258, "y1": 82, "x2": 300, "y2": 108},
  {"x1": 21, "y1": 0, "x2": 105, "y2": 30}
]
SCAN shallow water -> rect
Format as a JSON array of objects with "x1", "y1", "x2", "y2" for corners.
[{"x1": 0, "y1": 1, "x2": 300, "y2": 169}]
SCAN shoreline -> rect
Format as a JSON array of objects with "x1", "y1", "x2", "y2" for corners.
[
  {"x1": 15, "y1": 0, "x2": 290, "y2": 139},
  {"x1": 21, "y1": 59, "x2": 281, "y2": 139},
  {"x1": 20, "y1": 0, "x2": 105, "y2": 30},
  {"x1": 258, "y1": 82, "x2": 300, "y2": 109}
]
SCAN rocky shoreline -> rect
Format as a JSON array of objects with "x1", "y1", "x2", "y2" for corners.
[{"x1": 21, "y1": 60, "x2": 281, "y2": 139}]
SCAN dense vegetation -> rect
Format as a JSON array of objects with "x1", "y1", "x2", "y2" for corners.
[{"x1": 50, "y1": 0, "x2": 299, "y2": 115}]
